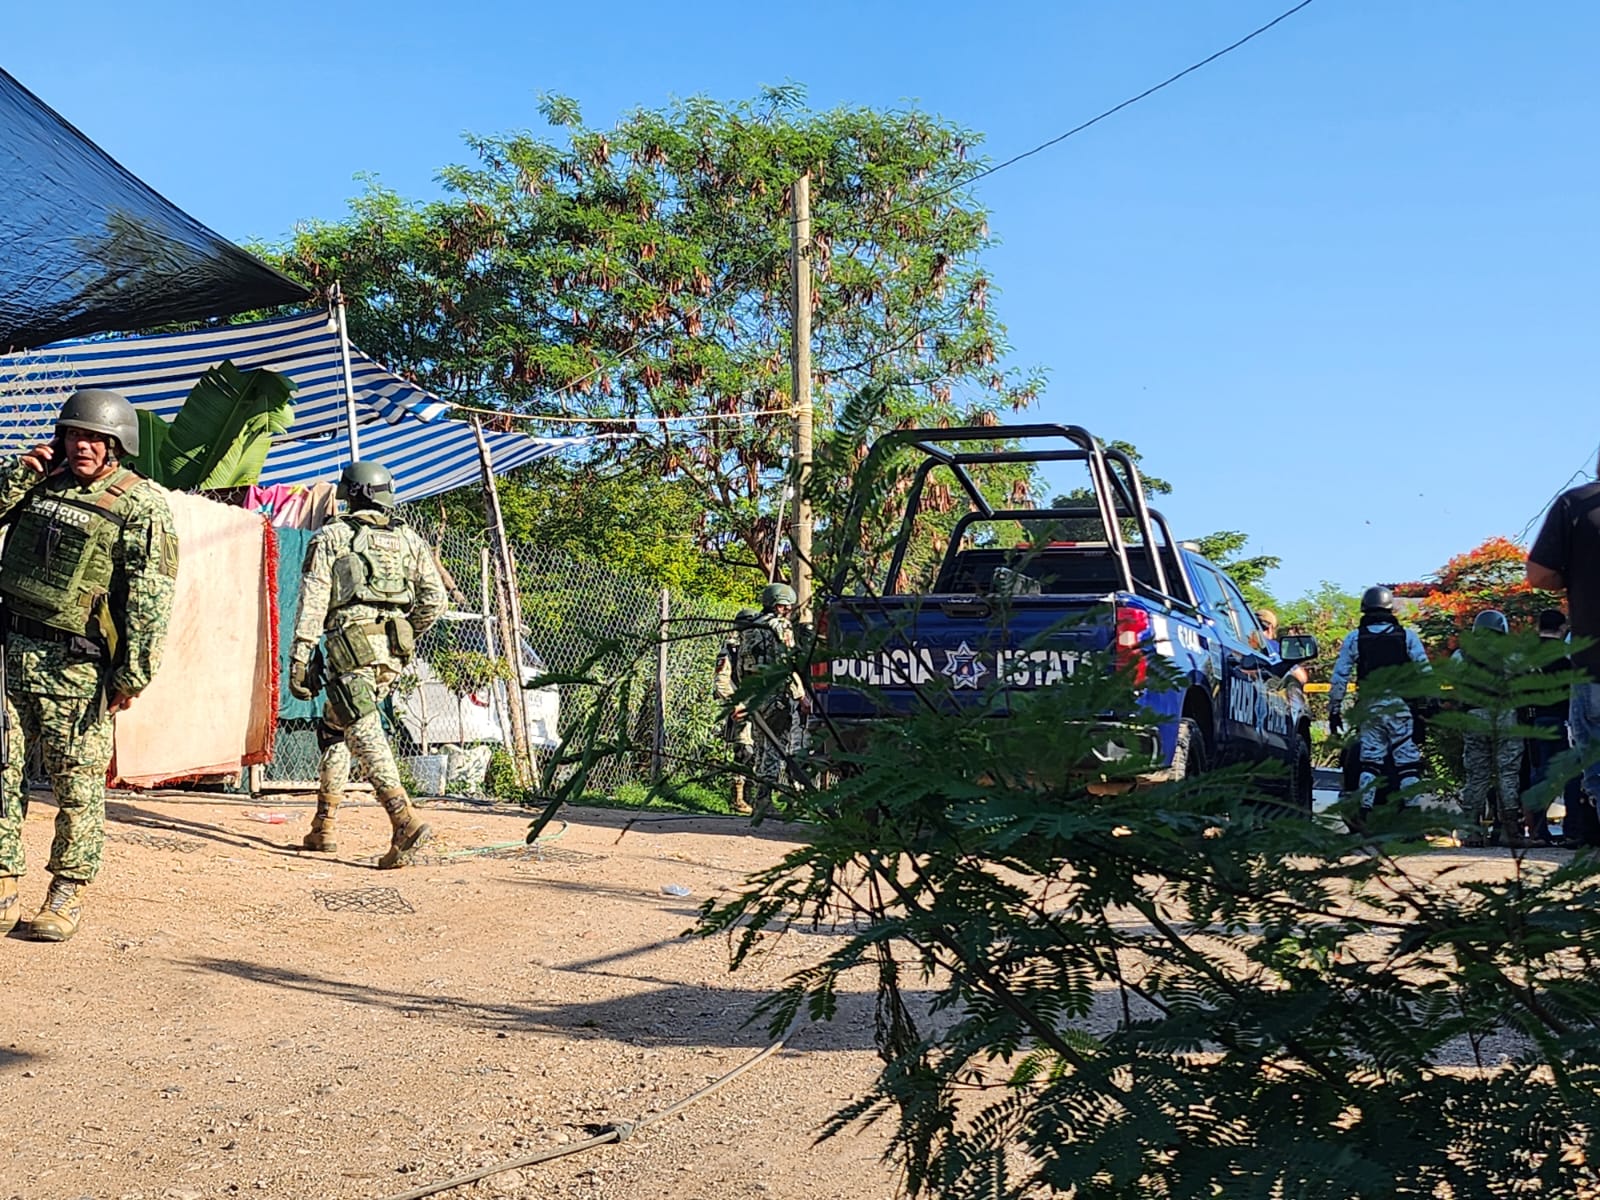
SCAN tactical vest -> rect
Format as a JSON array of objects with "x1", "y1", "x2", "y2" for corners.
[
  {"x1": 329, "y1": 513, "x2": 416, "y2": 611},
  {"x1": 1356, "y1": 621, "x2": 1408, "y2": 681},
  {"x1": 0, "y1": 469, "x2": 137, "y2": 637}
]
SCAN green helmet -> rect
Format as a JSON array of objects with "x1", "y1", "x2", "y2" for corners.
[
  {"x1": 759, "y1": 582, "x2": 797, "y2": 611},
  {"x1": 57, "y1": 388, "x2": 139, "y2": 457},
  {"x1": 337, "y1": 461, "x2": 397, "y2": 510}
]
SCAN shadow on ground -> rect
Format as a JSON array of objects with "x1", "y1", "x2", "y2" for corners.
[{"x1": 183, "y1": 954, "x2": 891, "y2": 1052}]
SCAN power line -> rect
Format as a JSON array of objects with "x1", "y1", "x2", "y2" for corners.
[
  {"x1": 863, "y1": 0, "x2": 1320, "y2": 229},
  {"x1": 1514, "y1": 447, "x2": 1599, "y2": 543},
  {"x1": 444, "y1": 0, "x2": 1320, "y2": 426}
]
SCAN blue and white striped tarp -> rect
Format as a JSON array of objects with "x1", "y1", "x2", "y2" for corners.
[{"x1": 0, "y1": 311, "x2": 586, "y2": 500}]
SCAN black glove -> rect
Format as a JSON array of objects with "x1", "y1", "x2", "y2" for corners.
[
  {"x1": 289, "y1": 658, "x2": 313, "y2": 701},
  {"x1": 1328, "y1": 705, "x2": 1344, "y2": 737}
]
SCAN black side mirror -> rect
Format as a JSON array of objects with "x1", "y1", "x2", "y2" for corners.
[{"x1": 1278, "y1": 634, "x2": 1319, "y2": 665}]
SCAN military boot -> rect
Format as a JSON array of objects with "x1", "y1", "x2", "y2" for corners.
[
  {"x1": 27, "y1": 877, "x2": 85, "y2": 942},
  {"x1": 375, "y1": 785, "x2": 429, "y2": 870},
  {"x1": 302, "y1": 791, "x2": 342, "y2": 852},
  {"x1": 0, "y1": 876, "x2": 20, "y2": 936}
]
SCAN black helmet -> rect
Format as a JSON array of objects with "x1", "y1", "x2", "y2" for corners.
[
  {"x1": 1472, "y1": 609, "x2": 1509, "y2": 635},
  {"x1": 337, "y1": 461, "x2": 397, "y2": 509},
  {"x1": 759, "y1": 582, "x2": 797, "y2": 611},
  {"x1": 1360, "y1": 586, "x2": 1395, "y2": 613},
  {"x1": 57, "y1": 388, "x2": 139, "y2": 457}
]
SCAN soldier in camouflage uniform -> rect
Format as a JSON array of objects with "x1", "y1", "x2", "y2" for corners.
[
  {"x1": 713, "y1": 609, "x2": 757, "y2": 814},
  {"x1": 0, "y1": 390, "x2": 178, "y2": 942},
  {"x1": 739, "y1": 583, "x2": 806, "y2": 818},
  {"x1": 1453, "y1": 609, "x2": 1526, "y2": 846},
  {"x1": 288, "y1": 462, "x2": 447, "y2": 868}
]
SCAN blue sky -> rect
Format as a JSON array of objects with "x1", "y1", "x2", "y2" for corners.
[{"x1": 7, "y1": 1, "x2": 1596, "y2": 599}]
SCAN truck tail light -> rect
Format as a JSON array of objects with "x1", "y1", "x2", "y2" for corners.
[
  {"x1": 1114, "y1": 605, "x2": 1149, "y2": 685},
  {"x1": 809, "y1": 608, "x2": 830, "y2": 692}
]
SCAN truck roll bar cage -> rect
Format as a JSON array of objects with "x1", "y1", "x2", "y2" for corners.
[{"x1": 833, "y1": 424, "x2": 1196, "y2": 608}]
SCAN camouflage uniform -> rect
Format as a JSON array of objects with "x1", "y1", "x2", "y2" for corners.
[
  {"x1": 739, "y1": 611, "x2": 803, "y2": 816},
  {"x1": 1461, "y1": 711, "x2": 1523, "y2": 828},
  {"x1": 291, "y1": 508, "x2": 446, "y2": 865},
  {"x1": 713, "y1": 616, "x2": 755, "y2": 811},
  {"x1": 0, "y1": 459, "x2": 177, "y2": 896}
]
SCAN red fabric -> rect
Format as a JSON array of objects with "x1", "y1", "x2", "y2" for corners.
[{"x1": 242, "y1": 516, "x2": 279, "y2": 766}]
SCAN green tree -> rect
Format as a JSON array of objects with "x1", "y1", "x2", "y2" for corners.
[
  {"x1": 266, "y1": 88, "x2": 1041, "y2": 585},
  {"x1": 436, "y1": 457, "x2": 758, "y2": 603},
  {"x1": 1278, "y1": 581, "x2": 1363, "y2": 683},
  {"x1": 1190, "y1": 529, "x2": 1280, "y2": 610}
]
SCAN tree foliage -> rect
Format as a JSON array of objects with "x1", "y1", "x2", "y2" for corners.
[
  {"x1": 433, "y1": 457, "x2": 758, "y2": 603},
  {"x1": 1395, "y1": 536, "x2": 1565, "y2": 648},
  {"x1": 265, "y1": 88, "x2": 1041, "y2": 585}
]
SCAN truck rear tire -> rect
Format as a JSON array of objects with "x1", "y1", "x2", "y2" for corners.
[{"x1": 1172, "y1": 717, "x2": 1208, "y2": 779}]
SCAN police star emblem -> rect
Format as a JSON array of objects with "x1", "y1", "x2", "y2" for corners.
[{"x1": 941, "y1": 641, "x2": 988, "y2": 690}]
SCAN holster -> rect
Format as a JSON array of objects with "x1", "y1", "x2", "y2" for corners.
[{"x1": 324, "y1": 623, "x2": 382, "y2": 676}]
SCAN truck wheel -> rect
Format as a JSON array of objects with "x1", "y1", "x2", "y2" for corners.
[
  {"x1": 1172, "y1": 718, "x2": 1208, "y2": 779},
  {"x1": 1289, "y1": 736, "x2": 1314, "y2": 816}
]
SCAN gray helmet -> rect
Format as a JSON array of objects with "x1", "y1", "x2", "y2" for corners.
[
  {"x1": 1360, "y1": 585, "x2": 1395, "y2": 613},
  {"x1": 337, "y1": 461, "x2": 397, "y2": 509},
  {"x1": 759, "y1": 582, "x2": 797, "y2": 611},
  {"x1": 1472, "y1": 609, "x2": 1509, "y2": 635},
  {"x1": 57, "y1": 388, "x2": 139, "y2": 457}
]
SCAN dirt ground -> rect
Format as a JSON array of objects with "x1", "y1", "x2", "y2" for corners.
[
  {"x1": 0, "y1": 790, "x2": 903, "y2": 1200},
  {"x1": 2, "y1": 788, "x2": 1576, "y2": 1200}
]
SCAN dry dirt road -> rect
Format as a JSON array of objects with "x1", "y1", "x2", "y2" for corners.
[{"x1": 1, "y1": 791, "x2": 901, "y2": 1200}]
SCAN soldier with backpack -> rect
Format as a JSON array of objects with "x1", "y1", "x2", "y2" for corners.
[{"x1": 288, "y1": 461, "x2": 447, "y2": 868}]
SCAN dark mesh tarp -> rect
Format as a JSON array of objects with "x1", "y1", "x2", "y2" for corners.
[{"x1": 0, "y1": 68, "x2": 309, "y2": 352}]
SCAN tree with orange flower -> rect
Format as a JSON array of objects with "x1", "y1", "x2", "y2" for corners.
[{"x1": 1393, "y1": 536, "x2": 1564, "y2": 650}]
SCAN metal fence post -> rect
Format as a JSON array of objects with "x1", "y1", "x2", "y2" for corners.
[{"x1": 652, "y1": 587, "x2": 669, "y2": 783}]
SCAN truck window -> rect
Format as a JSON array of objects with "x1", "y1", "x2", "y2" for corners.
[
  {"x1": 1219, "y1": 575, "x2": 1266, "y2": 647},
  {"x1": 1192, "y1": 564, "x2": 1244, "y2": 643}
]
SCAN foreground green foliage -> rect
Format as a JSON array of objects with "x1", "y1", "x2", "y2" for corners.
[{"x1": 703, "y1": 647, "x2": 1600, "y2": 1197}]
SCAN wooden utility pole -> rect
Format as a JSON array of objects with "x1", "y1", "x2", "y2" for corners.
[
  {"x1": 789, "y1": 171, "x2": 814, "y2": 612},
  {"x1": 470, "y1": 416, "x2": 533, "y2": 787}
]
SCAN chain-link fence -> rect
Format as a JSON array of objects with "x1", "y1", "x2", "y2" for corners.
[{"x1": 261, "y1": 514, "x2": 739, "y2": 798}]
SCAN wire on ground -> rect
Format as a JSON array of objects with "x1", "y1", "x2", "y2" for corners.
[{"x1": 373, "y1": 1018, "x2": 799, "y2": 1200}]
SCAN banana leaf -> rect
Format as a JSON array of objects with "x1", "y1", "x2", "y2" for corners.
[
  {"x1": 159, "y1": 361, "x2": 296, "y2": 490},
  {"x1": 130, "y1": 410, "x2": 172, "y2": 481}
]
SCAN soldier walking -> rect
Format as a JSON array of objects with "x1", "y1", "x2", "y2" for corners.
[
  {"x1": 1328, "y1": 586, "x2": 1431, "y2": 821},
  {"x1": 739, "y1": 583, "x2": 806, "y2": 817},
  {"x1": 713, "y1": 609, "x2": 757, "y2": 814},
  {"x1": 288, "y1": 462, "x2": 447, "y2": 868},
  {"x1": 0, "y1": 390, "x2": 178, "y2": 941}
]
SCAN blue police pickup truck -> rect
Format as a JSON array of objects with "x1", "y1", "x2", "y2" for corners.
[{"x1": 811, "y1": 424, "x2": 1318, "y2": 809}]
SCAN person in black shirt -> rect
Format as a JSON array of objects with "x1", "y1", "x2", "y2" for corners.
[{"x1": 1528, "y1": 477, "x2": 1600, "y2": 842}]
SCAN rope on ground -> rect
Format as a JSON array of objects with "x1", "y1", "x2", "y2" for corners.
[{"x1": 372, "y1": 1019, "x2": 799, "y2": 1200}]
